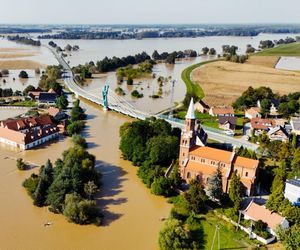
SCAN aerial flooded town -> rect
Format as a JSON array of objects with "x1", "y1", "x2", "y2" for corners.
[{"x1": 1, "y1": 1, "x2": 300, "y2": 250}]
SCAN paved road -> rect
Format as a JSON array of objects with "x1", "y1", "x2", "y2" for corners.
[{"x1": 48, "y1": 46, "x2": 258, "y2": 151}]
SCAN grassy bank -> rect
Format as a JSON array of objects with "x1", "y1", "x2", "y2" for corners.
[
  {"x1": 256, "y1": 42, "x2": 300, "y2": 56},
  {"x1": 181, "y1": 59, "x2": 221, "y2": 100}
]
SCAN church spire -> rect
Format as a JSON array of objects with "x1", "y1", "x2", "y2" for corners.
[{"x1": 185, "y1": 98, "x2": 195, "y2": 119}]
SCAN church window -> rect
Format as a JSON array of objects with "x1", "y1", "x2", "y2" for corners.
[
  {"x1": 245, "y1": 172, "x2": 248, "y2": 177},
  {"x1": 187, "y1": 172, "x2": 191, "y2": 179}
]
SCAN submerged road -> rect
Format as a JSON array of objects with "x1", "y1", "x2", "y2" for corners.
[{"x1": 48, "y1": 46, "x2": 258, "y2": 151}]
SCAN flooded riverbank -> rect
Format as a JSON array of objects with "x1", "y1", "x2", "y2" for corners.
[{"x1": 0, "y1": 101, "x2": 171, "y2": 250}]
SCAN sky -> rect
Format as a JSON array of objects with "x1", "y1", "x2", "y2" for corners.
[{"x1": 1, "y1": 0, "x2": 300, "y2": 25}]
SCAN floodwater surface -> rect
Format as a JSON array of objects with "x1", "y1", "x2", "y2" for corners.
[{"x1": 0, "y1": 102, "x2": 171, "y2": 250}]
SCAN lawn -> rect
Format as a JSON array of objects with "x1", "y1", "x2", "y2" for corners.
[
  {"x1": 181, "y1": 59, "x2": 221, "y2": 100},
  {"x1": 256, "y1": 42, "x2": 300, "y2": 56},
  {"x1": 11, "y1": 100, "x2": 37, "y2": 107},
  {"x1": 202, "y1": 213, "x2": 250, "y2": 250},
  {"x1": 175, "y1": 110, "x2": 220, "y2": 129}
]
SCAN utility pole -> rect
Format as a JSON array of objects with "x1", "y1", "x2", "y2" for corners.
[
  {"x1": 168, "y1": 79, "x2": 176, "y2": 119},
  {"x1": 211, "y1": 224, "x2": 220, "y2": 250}
]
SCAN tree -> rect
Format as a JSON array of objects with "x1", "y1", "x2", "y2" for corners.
[
  {"x1": 56, "y1": 95, "x2": 69, "y2": 110},
  {"x1": 229, "y1": 171, "x2": 243, "y2": 213},
  {"x1": 292, "y1": 148, "x2": 300, "y2": 177},
  {"x1": 158, "y1": 218, "x2": 194, "y2": 250},
  {"x1": 72, "y1": 134, "x2": 87, "y2": 148},
  {"x1": 277, "y1": 225, "x2": 300, "y2": 250},
  {"x1": 260, "y1": 98, "x2": 271, "y2": 116},
  {"x1": 151, "y1": 177, "x2": 172, "y2": 197},
  {"x1": 165, "y1": 52, "x2": 177, "y2": 64},
  {"x1": 71, "y1": 100, "x2": 86, "y2": 121},
  {"x1": 17, "y1": 158, "x2": 27, "y2": 170},
  {"x1": 207, "y1": 166, "x2": 223, "y2": 200},
  {"x1": 184, "y1": 179, "x2": 207, "y2": 214},
  {"x1": 19, "y1": 70, "x2": 29, "y2": 79},
  {"x1": 208, "y1": 48, "x2": 216, "y2": 55},
  {"x1": 169, "y1": 163, "x2": 182, "y2": 189},
  {"x1": 63, "y1": 193, "x2": 101, "y2": 225},
  {"x1": 201, "y1": 47, "x2": 209, "y2": 55},
  {"x1": 152, "y1": 50, "x2": 161, "y2": 60},
  {"x1": 23, "y1": 85, "x2": 36, "y2": 96},
  {"x1": 67, "y1": 121, "x2": 85, "y2": 136},
  {"x1": 33, "y1": 160, "x2": 54, "y2": 207},
  {"x1": 84, "y1": 181, "x2": 98, "y2": 200},
  {"x1": 266, "y1": 166, "x2": 286, "y2": 212}
]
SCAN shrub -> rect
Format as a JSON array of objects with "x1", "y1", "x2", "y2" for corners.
[
  {"x1": 17, "y1": 158, "x2": 27, "y2": 170},
  {"x1": 19, "y1": 70, "x2": 29, "y2": 79}
]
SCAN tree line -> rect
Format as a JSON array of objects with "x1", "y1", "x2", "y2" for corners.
[
  {"x1": 7, "y1": 35, "x2": 41, "y2": 46},
  {"x1": 233, "y1": 86, "x2": 300, "y2": 118},
  {"x1": 119, "y1": 118, "x2": 182, "y2": 197}
]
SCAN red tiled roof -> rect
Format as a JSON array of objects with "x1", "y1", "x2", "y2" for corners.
[
  {"x1": 250, "y1": 118, "x2": 276, "y2": 130},
  {"x1": 243, "y1": 201, "x2": 286, "y2": 230},
  {"x1": 48, "y1": 107, "x2": 60, "y2": 117},
  {"x1": 190, "y1": 146, "x2": 233, "y2": 163},
  {"x1": 211, "y1": 107, "x2": 234, "y2": 115},
  {"x1": 234, "y1": 156, "x2": 259, "y2": 169}
]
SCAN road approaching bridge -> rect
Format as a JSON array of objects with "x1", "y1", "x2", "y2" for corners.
[{"x1": 48, "y1": 46, "x2": 258, "y2": 151}]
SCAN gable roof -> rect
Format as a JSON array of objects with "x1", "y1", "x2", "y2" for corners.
[
  {"x1": 243, "y1": 201, "x2": 287, "y2": 230},
  {"x1": 246, "y1": 107, "x2": 261, "y2": 116},
  {"x1": 250, "y1": 118, "x2": 276, "y2": 130},
  {"x1": 190, "y1": 146, "x2": 233, "y2": 164},
  {"x1": 268, "y1": 126, "x2": 289, "y2": 137},
  {"x1": 211, "y1": 106, "x2": 234, "y2": 115},
  {"x1": 39, "y1": 93, "x2": 57, "y2": 102},
  {"x1": 233, "y1": 156, "x2": 259, "y2": 169},
  {"x1": 218, "y1": 116, "x2": 237, "y2": 125},
  {"x1": 47, "y1": 107, "x2": 60, "y2": 117},
  {"x1": 0, "y1": 115, "x2": 53, "y2": 132}
]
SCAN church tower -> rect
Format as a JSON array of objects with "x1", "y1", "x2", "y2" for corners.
[{"x1": 179, "y1": 98, "x2": 197, "y2": 173}]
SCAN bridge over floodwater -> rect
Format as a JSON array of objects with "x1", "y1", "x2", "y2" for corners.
[{"x1": 48, "y1": 46, "x2": 258, "y2": 151}]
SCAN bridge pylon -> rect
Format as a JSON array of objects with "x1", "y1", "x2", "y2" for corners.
[{"x1": 102, "y1": 83, "x2": 109, "y2": 111}]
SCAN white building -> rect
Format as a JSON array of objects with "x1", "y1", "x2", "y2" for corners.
[{"x1": 285, "y1": 179, "x2": 300, "y2": 206}]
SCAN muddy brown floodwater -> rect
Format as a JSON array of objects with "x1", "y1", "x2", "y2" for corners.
[{"x1": 0, "y1": 101, "x2": 171, "y2": 250}]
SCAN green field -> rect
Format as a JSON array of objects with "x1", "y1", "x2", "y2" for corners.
[
  {"x1": 181, "y1": 59, "x2": 221, "y2": 100},
  {"x1": 256, "y1": 42, "x2": 300, "y2": 56},
  {"x1": 202, "y1": 213, "x2": 249, "y2": 250}
]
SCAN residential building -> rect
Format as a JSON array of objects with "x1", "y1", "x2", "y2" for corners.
[
  {"x1": 218, "y1": 116, "x2": 237, "y2": 130},
  {"x1": 243, "y1": 200, "x2": 289, "y2": 236},
  {"x1": 268, "y1": 126, "x2": 289, "y2": 142},
  {"x1": 291, "y1": 117, "x2": 300, "y2": 135},
  {"x1": 47, "y1": 107, "x2": 67, "y2": 121},
  {"x1": 209, "y1": 106, "x2": 234, "y2": 117},
  {"x1": 38, "y1": 93, "x2": 57, "y2": 106},
  {"x1": 179, "y1": 99, "x2": 259, "y2": 196},
  {"x1": 28, "y1": 89, "x2": 58, "y2": 106},
  {"x1": 285, "y1": 179, "x2": 300, "y2": 206},
  {"x1": 250, "y1": 118, "x2": 276, "y2": 134},
  {"x1": 245, "y1": 107, "x2": 261, "y2": 119},
  {"x1": 0, "y1": 115, "x2": 59, "y2": 150},
  {"x1": 194, "y1": 100, "x2": 210, "y2": 114}
]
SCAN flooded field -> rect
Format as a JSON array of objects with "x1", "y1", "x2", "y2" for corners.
[
  {"x1": 276, "y1": 56, "x2": 300, "y2": 70},
  {"x1": 0, "y1": 101, "x2": 171, "y2": 250}
]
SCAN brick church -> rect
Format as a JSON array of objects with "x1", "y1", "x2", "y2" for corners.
[{"x1": 179, "y1": 99, "x2": 259, "y2": 196}]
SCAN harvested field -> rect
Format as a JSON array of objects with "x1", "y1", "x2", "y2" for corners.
[
  {"x1": 192, "y1": 56, "x2": 300, "y2": 107},
  {"x1": 0, "y1": 59, "x2": 46, "y2": 69},
  {"x1": 0, "y1": 52, "x2": 37, "y2": 59}
]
